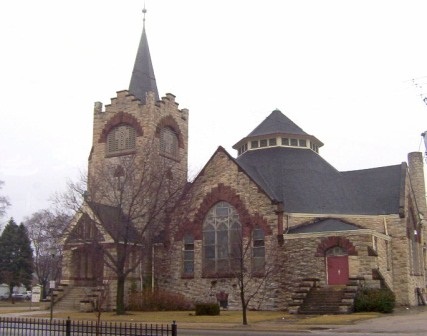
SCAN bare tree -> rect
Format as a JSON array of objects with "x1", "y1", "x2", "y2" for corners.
[
  {"x1": 0, "y1": 180, "x2": 11, "y2": 219},
  {"x1": 63, "y1": 152, "x2": 187, "y2": 314},
  {"x1": 24, "y1": 209, "x2": 70, "y2": 298},
  {"x1": 231, "y1": 226, "x2": 279, "y2": 325}
]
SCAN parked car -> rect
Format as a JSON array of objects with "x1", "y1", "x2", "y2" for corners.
[
  {"x1": 11, "y1": 293, "x2": 27, "y2": 300},
  {"x1": 0, "y1": 293, "x2": 9, "y2": 300}
]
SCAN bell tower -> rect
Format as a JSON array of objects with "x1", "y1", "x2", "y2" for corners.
[{"x1": 87, "y1": 7, "x2": 189, "y2": 201}]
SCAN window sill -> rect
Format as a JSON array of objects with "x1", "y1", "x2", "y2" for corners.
[
  {"x1": 181, "y1": 274, "x2": 194, "y2": 279},
  {"x1": 105, "y1": 150, "x2": 136, "y2": 158},
  {"x1": 202, "y1": 273, "x2": 235, "y2": 279},
  {"x1": 159, "y1": 152, "x2": 180, "y2": 162}
]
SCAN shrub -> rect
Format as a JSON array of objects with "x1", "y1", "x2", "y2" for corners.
[
  {"x1": 127, "y1": 289, "x2": 193, "y2": 311},
  {"x1": 354, "y1": 288, "x2": 395, "y2": 313},
  {"x1": 195, "y1": 303, "x2": 220, "y2": 316}
]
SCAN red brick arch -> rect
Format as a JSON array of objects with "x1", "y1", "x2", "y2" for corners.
[
  {"x1": 315, "y1": 236, "x2": 358, "y2": 257},
  {"x1": 176, "y1": 183, "x2": 271, "y2": 240},
  {"x1": 98, "y1": 112, "x2": 143, "y2": 143},
  {"x1": 155, "y1": 115, "x2": 185, "y2": 149}
]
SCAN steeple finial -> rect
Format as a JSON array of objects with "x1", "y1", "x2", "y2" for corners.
[{"x1": 142, "y1": 2, "x2": 147, "y2": 27}]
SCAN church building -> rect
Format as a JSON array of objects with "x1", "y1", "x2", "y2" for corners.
[{"x1": 60, "y1": 9, "x2": 427, "y2": 313}]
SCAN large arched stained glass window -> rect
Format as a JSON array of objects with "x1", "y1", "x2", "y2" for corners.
[{"x1": 203, "y1": 202, "x2": 241, "y2": 276}]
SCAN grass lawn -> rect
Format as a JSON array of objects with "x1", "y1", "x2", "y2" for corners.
[
  {"x1": 33, "y1": 310, "x2": 285, "y2": 323},
  {"x1": 24, "y1": 308, "x2": 380, "y2": 329}
]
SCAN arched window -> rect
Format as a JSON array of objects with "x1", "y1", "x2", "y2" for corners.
[
  {"x1": 183, "y1": 234, "x2": 194, "y2": 277},
  {"x1": 160, "y1": 127, "x2": 178, "y2": 158},
  {"x1": 203, "y1": 202, "x2": 241, "y2": 276},
  {"x1": 252, "y1": 227, "x2": 265, "y2": 274},
  {"x1": 325, "y1": 246, "x2": 347, "y2": 256},
  {"x1": 106, "y1": 124, "x2": 136, "y2": 155}
]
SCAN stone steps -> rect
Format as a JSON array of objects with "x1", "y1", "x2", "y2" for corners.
[
  {"x1": 298, "y1": 286, "x2": 349, "y2": 314},
  {"x1": 53, "y1": 286, "x2": 94, "y2": 310}
]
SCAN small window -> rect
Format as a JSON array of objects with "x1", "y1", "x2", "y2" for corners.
[
  {"x1": 183, "y1": 234, "x2": 194, "y2": 276},
  {"x1": 290, "y1": 139, "x2": 298, "y2": 146},
  {"x1": 282, "y1": 138, "x2": 289, "y2": 146},
  {"x1": 160, "y1": 127, "x2": 178, "y2": 158},
  {"x1": 269, "y1": 138, "x2": 276, "y2": 146},
  {"x1": 239, "y1": 144, "x2": 248, "y2": 155},
  {"x1": 299, "y1": 139, "x2": 307, "y2": 147},
  {"x1": 260, "y1": 139, "x2": 268, "y2": 147},
  {"x1": 251, "y1": 140, "x2": 259, "y2": 149},
  {"x1": 107, "y1": 125, "x2": 136, "y2": 155},
  {"x1": 252, "y1": 227, "x2": 265, "y2": 274}
]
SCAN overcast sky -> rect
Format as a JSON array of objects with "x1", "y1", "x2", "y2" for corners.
[{"x1": 1, "y1": 0, "x2": 427, "y2": 224}]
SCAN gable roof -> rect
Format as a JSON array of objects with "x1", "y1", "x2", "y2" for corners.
[
  {"x1": 188, "y1": 146, "x2": 276, "y2": 202},
  {"x1": 288, "y1": 218, "x2": 361, "y2": 233},
  {"x1": 236, "y1": 147, "x2": 403, "y2": 215},
  {"x1": 86, "y1": 202, "x2": 141, "y2": 243}
]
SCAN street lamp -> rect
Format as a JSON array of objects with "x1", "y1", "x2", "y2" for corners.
[{"x1": 49, "y1": 248, "x2": 56, "y2": 322}]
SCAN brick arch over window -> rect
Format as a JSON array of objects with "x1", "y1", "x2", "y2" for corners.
[
  {"x1": 98, "y1": 112, "x2": 143, "y2": 143},
  {"x1": 315, "y1": 236, "x2": 358, "y2": 257},
  {"x1": 176, "y1": 183, "x2": 271, "y2": 240},
  {"x1": 155, "y1": 116, "x2": 184, "y2": 149}
]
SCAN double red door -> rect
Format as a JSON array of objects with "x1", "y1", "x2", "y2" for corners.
[{"x1": 327, "y1": 255, "x2": 349, "y2": 285}]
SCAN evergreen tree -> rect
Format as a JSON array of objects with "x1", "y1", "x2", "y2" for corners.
[
  {"x1": 16, "y1": 223, "x2": 34, "y2": 287},
  {"x1": 0, "y1": 218, "x2": 34, "y2": 296}
]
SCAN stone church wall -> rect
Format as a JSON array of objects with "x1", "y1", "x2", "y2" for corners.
[{"x1": 158, "y1": 149, "x2": 284, "y2": 309}]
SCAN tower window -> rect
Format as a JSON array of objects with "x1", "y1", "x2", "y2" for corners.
[
  {"x1": 106, "y1": 125, "x2": 136, "y2": 155},
  {"x1": 260, "y1": 139, "x2": 268, "y2": 147},
  {"x1": 251, "y1": 140, "x2": 259, "y2": 149},
  {"x1": 299, "y1": 139, "x2": 307, "y2": 147},
  {"x1": 269, "y1": 138, "x2": 277, "y2": 146},
  {"x1": 160, "y1": 127, "x2": 178, "y2": 159},
  {"x1": 290, "y1": 139, "x2": 298, "y2": 146}
]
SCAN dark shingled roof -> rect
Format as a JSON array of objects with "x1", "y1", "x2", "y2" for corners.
[
  {"x1": 233, "y1": 109, "x2": 323, "y2": 149},
  {"x1": 129, "y1": 22, "x2": 159, "y2": 104},
  {"x1": 87, "y1": 202, "x2": 141, "y2": 243},
  {"x1": 236, "y1": 147, "x2": 403, "y2": 215},
  {"x1": 248, "y1": 109, "x2": 308, "y2": 137},
  {"x1": 288, "y1": 219, "x2": 360, "y2": 233}
]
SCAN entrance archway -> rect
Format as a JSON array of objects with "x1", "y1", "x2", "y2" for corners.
[
  {"x1": 71, "y1": 245, "x2": 104, "y2": 286},
  {"x1": 326, "y1": 246, "x2": 349, "y2": 285}
]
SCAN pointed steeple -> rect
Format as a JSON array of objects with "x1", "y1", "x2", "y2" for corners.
[{"x1": 129, "y1": 7, "x2": 159, "y2": 104}]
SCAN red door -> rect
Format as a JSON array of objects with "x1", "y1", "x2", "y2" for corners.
[{"x1": 327, "y1": 255, "x2": 349, "y2": 285}]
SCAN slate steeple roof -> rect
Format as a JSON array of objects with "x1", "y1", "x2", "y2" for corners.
[{"x1": 129, "y1": 9, "x2": 159, "y2": 104}]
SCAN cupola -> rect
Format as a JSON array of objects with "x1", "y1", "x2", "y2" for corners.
[{"x1": 232, "y1": 109, "x2": 323, "y2": 156}]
